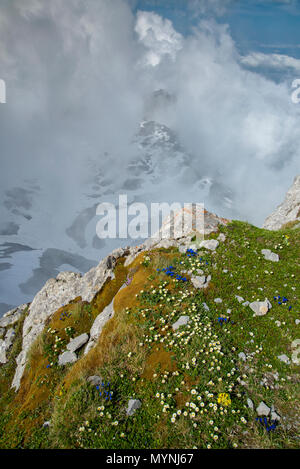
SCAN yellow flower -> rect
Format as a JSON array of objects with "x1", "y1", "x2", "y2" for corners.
[{"x1": 217, "y1": 393, "x2": 231, "y2": 407}]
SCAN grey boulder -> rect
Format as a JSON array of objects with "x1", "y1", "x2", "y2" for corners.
[
  {"x1": 87, "y1": 375, "x2": 104, "y2": 386},
  {"x1": 199, "y1": 239, "x2": 219, "y2": 251},
  {"x1": 172, "y1": 316, "x2": 190, "y2": 330},
  {"x1": 256, "y1": 401, "x2": 271, "y2": 417},
  {"x1": 58, "y1": 351, "x2": 77, "y2": 366},
  {"x1": 238, "y1": 352, "x2": 247, "y2": 362},
  {"x1": 126, "y1": 399, "x2": 142, "y2": 416},
  {"x1": 84, "y1": 300, "x2": 115, "y2": 355},
  {"x1": 67, "y1": 333, "x2": 89, "y2": 353},
  {"x1": 247, "y1": 398, "x2": 254, "y2": 410},
  {"x1": 0, "y1": 304, "x2": 27, "y2": 328},
  {"x1": 236, "y1": 295, "x2": 245, "y2": 303},
  {"x1": 261, "y1": 249, "x2": 279, "y2": 262},
  {"x1": 0, "y1": 328, "x2": 16, "y2": 364},
  {"x1": 250, "y1": 299, "x2": 272, "y2": 316},
  {"x1": 277, "y1": 354, "x2": 290, "y2": 364},
  {"x1": 191, "y1": 275, "x2": 206, "y2": 289},
  {"x1": 214, "y1": 298, "x2": 223, "y2": 304}
]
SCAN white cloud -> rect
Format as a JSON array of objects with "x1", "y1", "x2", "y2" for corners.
[
  {"x1": 135, "y1": 11, "x2": 183, "y2": 66},
  {"x1": 241, "y1": 52, "x2": 300, "y2": 71},
  {"x1": 0, "y1": 0, "x2": 299, "y2": 230},
  {"x1": 152, "y1": 19, "x2": 300, "y2": 222}
]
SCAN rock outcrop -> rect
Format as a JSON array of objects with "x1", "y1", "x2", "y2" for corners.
[
  {"x1": 0, "y1": 304, "x2": 28, "y2": 329},
  {"x1": 84, "y1": 300, "x2": 115, "y2": 355},
  {"x1": 263, "y1": 175, "x2": 300, "y2": 230},
  {"x1": 9, "y1": 208, "x2": 229, "y2": 391},
  {"x1": 249, "y1": 299, "x2": 272, "y2": 317},
  {"x1": 11, "y1": 247, "x2": 131, "y2": 390},
  {"x1": 0, "y1": 328, "x2": 16, "y2": 364}
]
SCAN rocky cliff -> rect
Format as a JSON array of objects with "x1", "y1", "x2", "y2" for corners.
[{"x1": 263, "y1": 175, "x2": 300, "y2": 231}]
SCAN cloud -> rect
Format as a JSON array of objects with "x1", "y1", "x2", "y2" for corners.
[
  {"x1": 135, "y1": 10, "x2": 183, "y2": 66},
  {"x1": 241, "y1": 52, "x2": 300, "y2": 71},
  {"x1": 0, "y1": 0, "x2": 145, "y2": 185},
  {"x1": 0, "y1": 0, "x2": 299, "y2": 232},
  {"x1": 146, "y1": 18, "x2": 300, "y2": 222}
]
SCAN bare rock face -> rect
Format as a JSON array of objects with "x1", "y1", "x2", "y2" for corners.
[
  {"x1": 150, "y1": 206, "x2": 229, "y2": 242},
  {"x1": 0, "y1": 328, "x2": 16, "y2": 364},
  {"x1": 124, "y1": 208, "x2": 229, "y2": 266},
  {"x1": 263, "y1": 175, "x2": 300, "y2": 230},
  {"x1": 84, "y1": 300, "x2": 115, "y2": 355},
  {"x1": 66, "y1": 333, "x2": 89, "y2": 353},
  {"x1": 11, "y1": 247, "x2": 129, "y2": 390},
  {"x1": 0, "y1": 304, "x2": 28, "y2": 328}
]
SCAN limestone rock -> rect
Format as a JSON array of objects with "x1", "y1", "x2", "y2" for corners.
[
  {"x1": 4, "y1": 328, "x2": 15, "y2": 348},
  {"x1": 261, "y1": 249, "x2": 279, "y2": 262},
  {"x1": 0, "y1": 341, "x2": 7, "y2": 364},
  {"x1": 146, "y1": 207, "x2": 229, "y2": 252},
  {"x1": 84, "y1": 300, "x2": 115, "y2": 355},
  {"x1": 126, "y1": 399, "x2": 142, "y2": 416},
  {"x1": 67, "y1": 333, "x2": 89, "y2": 353},
  {"x1": 263, "y1": 175, "x2": 300, "y2": 230},
  {"x1": 0, "y1": 328, "x2": 16, "y2": 364},
  {"x1": 0, "y1": 304, "x2": 28, "y2": 328},
  {"x1": 214, "y1": 298, "x2": 223, "y2": 304},
  {"x1": 58, "y1": 351, "x2": 77, "y2": 366},
  {"x1": 256, "y1": 401, "x2": 271, "y2": 417},
  {"x1": 124, "y1": 244, "x2": 146, "y2": 267},
  {"x1": 199, "y1": 239, "x2": 219, "y2": 251},
  {"x1": 250, "y1": 299, "x2": 272, "y2": 316},
  {"x1": 236, "y1": 296, "x2": 244, "y2": 303},
  {"x1": 11, "y1": 247, "x2": 128, "y2": 390},
  {"x1": 172, "y1": 316, "x2": 190, "y2": 330},
  {"x1": 277, "y1": 354, "x2": 290, "y2": 364},
  {"x1": 271, "y1": 406, "x2": 281, "y2": 422},
  {"x1": 87, "y1": 375, "x2": 104, "y2": 386},
  {"x1": 247, "y1": 398, "x2": 254, "y2": 410},
  {"x1": 191, "y1": 275, "x2": 211, "y2": 289}
]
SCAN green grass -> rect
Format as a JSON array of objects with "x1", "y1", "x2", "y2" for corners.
[{"x1": 0, "y1": 221, "x2": 299, "y2": 448}]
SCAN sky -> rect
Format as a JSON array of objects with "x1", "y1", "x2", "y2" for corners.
[{"x1": 0, "y1": 0, "x2": 300, "y2": 311}]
